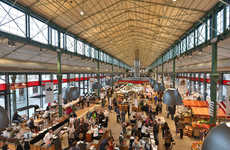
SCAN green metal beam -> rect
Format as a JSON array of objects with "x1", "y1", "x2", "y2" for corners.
[
  {"x1": 57, "y1": 51, "x2": 62, "y2": 117},
  {"x1": 156, "y1": 66, "x2": 158, "y2": 82},
  {"x1": 97, "y1": 51, "x2": 100, "y2": 97},
  {"x1": 209, "y1": 41, "x2": 218, "y2": 125},
  {"x1": 11, "y1": 75, "x2": 16, "y2": 114},
  {"x1": 147, "y1": 2, "x2": 228, "y2": 70},
  {"x1": 3, "y1": 0, "x2": 130, "y2": 69},
  {"x1": 172, "y1": 58, "x2": 176, "y2": 88},
  {"x1": 162, "y1": 57, "x2": 164, "y2": 85}
]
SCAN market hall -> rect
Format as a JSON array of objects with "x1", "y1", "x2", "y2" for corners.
[{"x1": 0, "y1": 0, "x2": 230, "y2": 150}]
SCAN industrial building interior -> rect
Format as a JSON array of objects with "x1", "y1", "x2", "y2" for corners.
[{"x1": 0, "y1": 0, "x2": 230, "y2": 150}]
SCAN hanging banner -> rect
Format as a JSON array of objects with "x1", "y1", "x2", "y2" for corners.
[{"x1": 45, "y1": 82, "x2": 54, "y2": 103}]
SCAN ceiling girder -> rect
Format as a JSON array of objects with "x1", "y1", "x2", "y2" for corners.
[
  {"x1": 128, "y1": 10, "x2": 194, "y2": 24},
  {"x1": 129, "y1": 0, "x2": 206, "y2": 13},
  {"x1": 91, "y1": 25, "x2": 131, "y2": 43},
  {"x1": 77, "y1": 10, "x2": 128, "y2": 36},
  {"x1": 66, "y1": 0, "x2": 123, "y2": 31},
  {"x1": 92, "y1": 24, "x2": 180, "y2": 43},
  {"x1": 87, "y1": 19, "x2": 129, "y2": 41},
  {"x1": 129, "y1": 19, "x2": 186, "y2": 31}
]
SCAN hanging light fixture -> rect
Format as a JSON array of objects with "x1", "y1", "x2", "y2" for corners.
[
  {"x1": 80, "y1": 10, "x2": 84, "y2": 16},
  {"x1": 154, "y1": 82, "x2": 165, "y2": 92},
  {"x1": 163, "y1": 88, "x2": 182, "y2": 105},
  {"x1": 202, "y1": 123, "x2": 230, "y2": 150},
  {"x1": 0, "y1": 106, "x2": 9, "y2": 129}
]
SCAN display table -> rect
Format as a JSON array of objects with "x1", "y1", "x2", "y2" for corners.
[
  {"x1": 63, "y1": 98, "x2": 79, "y2": 109},
  {"x1": 191, "y1": 107, "x2": 227, "y2": 118},
  {"x1": 191, "y1": 141, "x2": 203, "y2": 150},
  {"x1": 183, "y1": 100, "x2": 208, "y2": 107}
]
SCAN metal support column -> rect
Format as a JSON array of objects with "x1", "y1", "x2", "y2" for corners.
[
  {"x1": 162, "y1": 63, "x2": 164, "y2": 85},
  {"x1": 172, "y1": 58, "x2": 176, "y2": 88},
  {"x1": 39, "y1": 74, "x2": 43, "y2": 108},
  {"x1": 198, "y1": 73, "x2": 201, "y2": 94},
  {"x1": 97, "y1": 60, "x2": 100, "y2": 96},
  {"x1": 189, "y1": 73, "x2": 192, "y2": 94},
  {"x1": 25, "y1": 74, "x2": 29, "y2": 118},
  {"x1": 78, "y1": 74, "x2": 81, "y2": 90},
  {"x1": 67, "y1": 73, "x2": 70, "y2": 87},
  {"x1": 193, "y1": 73, "x2": 196, "y2": 92},
  {"x1": 5, "y1": 73, "x2": 11, "y2": 123},
  {"x1": 210, "y1": 41, "x2": 218, "y2": 125},
  {"x1": 57, "y1": 51, "x2": 62, "y2": 117},
  {"x1": 112, "y1": 63, "x2": 114, "y2": 90},
  {"x1": 156, "y1": 67, "x2": 158, "y2": 82},
  {"x1": 204, "y1": 73, "x2": 207, "y2": 100},
  {"x1": 219, "y1": 73, "x2": 224, "y2": 101},
  {"x1": 11, "y1": 75, "x2": 16, "y2": 114}
]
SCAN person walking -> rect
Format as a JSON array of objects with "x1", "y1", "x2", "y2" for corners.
[
  {"x1": 174, "y1": 115, "x2": 179, "y2": 135},
  {"x1": 177, "y1": 120, "x2": 185, "y2": 139},
  {"x1": 164, "y1": 130, "x2": 173, "y2": 150},
  {"x1": 121, "y1": 110, "x2": 126, "y2": 123},
  {"x1": 162, "y1": 122, "x2": 169, "y2": 138}
]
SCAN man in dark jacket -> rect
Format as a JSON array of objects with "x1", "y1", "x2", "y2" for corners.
[
  {"x1": 167, "y1": 105, "x2": 176, "y2": 120},
  {"x1": 177, "y1": 120, "x2": 185, "y2": 139}
]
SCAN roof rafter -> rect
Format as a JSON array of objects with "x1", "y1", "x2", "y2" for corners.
[
  {"x1": 66, "y1": 0, "x2": 123, "y2": 31},
  {"x1": 129, "y1": 25, "x2": 180, "y2": 37},
  {"x1": 90, "y1": 25, "x2": 131, "y2": 43},
  {"x1": 130, "y1": 19, "x2": 186, "y2": 31},
  {"x1": 87, "y1": 19, "x2": 129, "y2": 40},
  {"x1": 128, "y1": 10, "x2": 194, "y2": 24},
  {"x1": 129, "y1": 0, "x2": 206, "y2": 13},
  {"x1": 77, "y1": 10, "x2": 128, "y2": 36}
]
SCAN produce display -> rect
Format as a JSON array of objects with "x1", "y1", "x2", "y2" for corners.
[{"x1": 191, "y1": 141, "x2": 203, "y2": 150}]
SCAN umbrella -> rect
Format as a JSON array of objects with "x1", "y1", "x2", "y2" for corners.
[
  {"x1": 163, "y1": 88, "x2": 182, "y2": 105},
  {"x1": 0, "y1": 106, "x2": 9, "y2": 129},
  {"x1": 202, "y1": 123, "x2": 230, "y2": 150}
]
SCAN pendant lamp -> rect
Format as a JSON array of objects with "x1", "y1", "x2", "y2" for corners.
[
  {"x1": 202, "y1": 123, "x2": 230, "y2": 150},
  {"x1": 0, "y1": 106, "x2": 9, "y2": 129},
  {"x1": 154, "y1": 82, "x2": 165, "y2": 92},
  {"x1": 163, "y1": 88, "x2": 182, "y2": 105}
]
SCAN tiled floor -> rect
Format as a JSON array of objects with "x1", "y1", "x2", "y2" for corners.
[{"x1": 107, "y1": 104, "x2": 198, "y2": 150}]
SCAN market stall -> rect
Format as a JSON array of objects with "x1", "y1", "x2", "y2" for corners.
[
  {"x1": 175, "y1": 99, "x2": 229, "y2": 140},
  {"x1": 183, "y1": 100, "x2": 209, "y2": 107}
]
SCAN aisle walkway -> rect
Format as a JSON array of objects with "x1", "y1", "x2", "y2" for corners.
[
  {"x1": 157, "y1": 104, "x2": 198, "y2": 150},
  {"x1": 107, "y1": 104, "x2": 198, "y2": 150},
  {"x1": 108, "y1": 110, "x2": 122, "y2": 144}
]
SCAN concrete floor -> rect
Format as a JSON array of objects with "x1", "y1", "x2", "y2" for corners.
[{"x1": 107, "y1": 104, "x2": 198, "y2": 150}]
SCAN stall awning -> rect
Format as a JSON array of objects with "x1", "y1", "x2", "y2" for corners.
[{"x1": 117, "y1": 80, "x2": 149, "y2": 84}]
